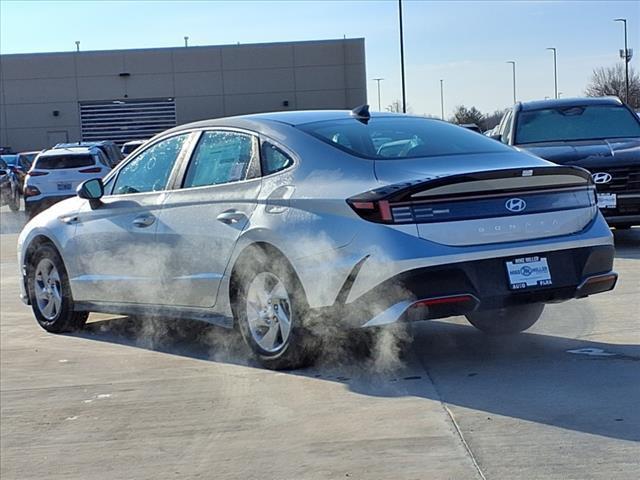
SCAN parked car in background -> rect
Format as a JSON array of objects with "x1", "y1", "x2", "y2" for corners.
[
  {"x1": 121, "y1": 139, "x2": 147, "y2": 156},
  {"x1": 54, "y1": 141, "x2": 123, "y2": 168},
  {"x1": 0, "y1": 157, "x2": 21, "y2": 211},
  {"x1": 18, "y1": 108, "x2": 616, "y2": 369},
  {"x1": 11, "y1": 151, "x2": 40, "y2": 194},
  {"x1": 24, "y1": 146, "x2": 111, "y2": 218},
  {"x1": 493, "y1": 97, "x2": 640, "y2": 229}
]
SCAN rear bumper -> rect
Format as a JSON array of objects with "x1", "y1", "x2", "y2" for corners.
[{"x1": 337, "y1": 244, "x2": 616, "y2": 328}]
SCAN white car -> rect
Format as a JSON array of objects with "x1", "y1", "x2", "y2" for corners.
[{"x1": 24, "y1": 147, "x2": 111, "y2": 218}]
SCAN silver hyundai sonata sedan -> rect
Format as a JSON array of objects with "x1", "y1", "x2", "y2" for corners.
[{"x1": 18, "y1": 107, "x2": 617, "y2": 369}]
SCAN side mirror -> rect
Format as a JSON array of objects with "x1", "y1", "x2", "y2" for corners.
[
  {"x1": 0, "y1": 169, "x2": 7, "y2": 176},
  {"x1": 77, "y1": 178, "x2": 104, "y2": 208}
]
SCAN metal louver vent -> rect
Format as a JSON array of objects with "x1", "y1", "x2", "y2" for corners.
[{"x1": 80, "y1": 98, "x2": 177, "y2": 145}]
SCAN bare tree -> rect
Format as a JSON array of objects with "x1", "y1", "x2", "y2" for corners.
[
  {"x1": 480, "y1": 109, "x2": 508, "y2": 131},
  {"x1": 585, "y1": 64, "x2": 640, "y2": 108},
  {"x1": 386, "y1": 100, "x2": 412, "y2": 114},
  {"x1": 449, "y1": 105, "x2": 484, "y2": 126}
]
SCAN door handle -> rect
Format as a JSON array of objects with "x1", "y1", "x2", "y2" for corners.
[
  {"x1": 216, "y1": 210, "x2": 247, "y2": 225},
  {"x1": 132, "y1": 214, "x2": 156, "y2": 228}
]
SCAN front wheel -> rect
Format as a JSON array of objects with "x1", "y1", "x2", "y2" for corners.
[
  {"x1": 466, "y1": 303, "x2": 544, "y2": 334},
  {"x1": 233, "y1": 252, "x2": 317, "y2": 370},
  {"x1": 27, "y1": 244, "x2": 88, "y2": 333}
]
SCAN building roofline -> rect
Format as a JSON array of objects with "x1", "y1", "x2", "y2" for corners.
[{"x1": 0, "y1": 37, "x2": 365, "y2": 58}]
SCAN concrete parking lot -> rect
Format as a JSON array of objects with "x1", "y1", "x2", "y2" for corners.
[{"x1": 1, "y1": 204, "x2": 639, "y2": 480}]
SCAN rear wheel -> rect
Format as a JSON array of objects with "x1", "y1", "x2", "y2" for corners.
[
  {"x1": 28, "y1": 244, "x2": 88, "y2": 333},
  {"x1": 8, "y1": 187, "x2": 19, "y2": 211},
  {"x1": 466, "y1": 303, "x2": 544, "y2": 334},
  {"x1": 233, "y1": 250, "x2": 318, "y2": 370}
]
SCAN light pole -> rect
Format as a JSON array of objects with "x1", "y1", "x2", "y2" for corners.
[
  {"x1": 398, "y1": 0, "x2": 407, "y2": 113},
  {"x1": 440, "y1": 79, "x2": 445, "y2": 120},
  {"x1": 614, "y1": 18, "x2": 631, "y2": 103},
  {"x1": 506, "y1": 61, "x2": 516, "y2": 104},
  {"x1": 75, "y1": 41, "x2": 80, "y2": 52},
  {"x1": 546, "y1": 47, "x2": 558, "y2": 99},
  {"x1": 184, "y1": 36, "x2": 189, "y2": 47},
  {"x1": 372, "y1": 78, "x2": 384, "y2": 111}
]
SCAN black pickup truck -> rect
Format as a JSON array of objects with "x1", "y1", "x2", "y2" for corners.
[{"x1": 493, "y1": 97, "x2": 640, "y2": 228}]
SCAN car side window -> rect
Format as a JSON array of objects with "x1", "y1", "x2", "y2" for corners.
[
  {"x1": 261, "y1": 142, "x2": 294, "y2": 176},
  {"x1": 501, "y1": 111, "x2": 513, "y2": 144},
  {"x1": 111, "y1": 134, "x2": 187, "y2": 195},
  {"x1": 182, "y1": 131, "x2": 255, "y2": 188}
]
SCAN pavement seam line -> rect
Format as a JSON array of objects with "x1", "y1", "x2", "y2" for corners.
[
  {"x1": 413, "y1": 347, "x2": 487, "y2": 480},
  {"x1": 442, "y1": 403, "x2": 488, "y2": 480}
]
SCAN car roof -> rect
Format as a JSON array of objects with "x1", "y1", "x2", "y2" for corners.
[
  {"x1": 168, "y1": 109, "x2": 414, "y2": 133},
  {"x1": 517, "y1": 96, "x2": 623, "y2": 112},
  {"x1": 38, "y1": 147, "x2": 96, "y2": 157}
]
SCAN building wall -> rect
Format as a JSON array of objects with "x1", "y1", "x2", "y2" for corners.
[{"x1": 0, "y1": 38, "x2": 366, "y2": 151}]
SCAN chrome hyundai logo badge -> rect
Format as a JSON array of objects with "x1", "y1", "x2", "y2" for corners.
[
  {"x1": 592, "y1": 172, "x2": 612, "y2": 184},
  {"x1": 505, "y1": 198, "x2": 527, "y2": 213}
]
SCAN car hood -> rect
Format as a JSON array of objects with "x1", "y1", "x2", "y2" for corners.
[
  {"x1": 516, "y1": 137, "x2": 640, "y2": 169},
  {"x1": 373, "y1": 150, "x2": 552, "y2": 183}
]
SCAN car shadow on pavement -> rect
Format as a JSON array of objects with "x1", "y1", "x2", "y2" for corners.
[
  {"x1": 75, "y1": 315, "x2": 640, "y2": 443},
  {"x1": 612, "y1": 228, "x2": 640, "y2": 259}
]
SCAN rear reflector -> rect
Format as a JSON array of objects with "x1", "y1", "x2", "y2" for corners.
[
  {"x1": 79, "y1": 167, "x2": 102, "y2": 173},
  {"x1": 24, "y1": 186, "x2": 41, "y2": 197},
  {"x1": 411, "y1": 294, "x2": 476, "y2": 308},
  {"x1": 576, "y1": 273, "x2": 618, "y2": 297},
  {"x1": 28, "y1": 171, "x2": 48, "y2": 176}
]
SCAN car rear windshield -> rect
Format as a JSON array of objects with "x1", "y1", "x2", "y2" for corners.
[
  {"x1": 35, "y1": 155, "x2": 95, "y2": 169},
  {"x1": 515, "y1": 105, "x2": 640, "y2": 144},
  {"x1": 297, "y1": 117, "x2": 511, "y2": 159}
]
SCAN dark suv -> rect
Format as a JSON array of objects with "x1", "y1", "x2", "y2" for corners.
[{"x1": 493, "y1": 97, "x2": 640, "y2": 228}]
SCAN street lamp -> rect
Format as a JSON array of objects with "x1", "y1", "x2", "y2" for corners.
[
  {"x1": 614, "y1": 18, "x2": 632, "y2": 104},
  {"x1": 398, "y1": 0, "x2": 407, "y2": 113},
  {"x1": 75, "y1": 41, "x2": 80, "y2": 52},
  {"x1": 372, "y1": 78, "x2": 384, "y2": 111},
  {"x1": 184, "y1": 36, "x2": 189, "y2": 47},
  {"x1": 440, "y1": 79, "x2": 445, "y2": 120},
  {"x1": 546, "y1": 47, "x2": 558, "y2": 99},
  {"x1": 506, "y1": 61, "x2": 516, "y2": 104}
]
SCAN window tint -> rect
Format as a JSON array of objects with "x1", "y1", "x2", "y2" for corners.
[
  {"x1": 297, "y1": 117, "x2": 511, "y2": 159},
  {"x1": 262, "y1": 142, "x2": 294, "y2": 175},
  {"x1": 515, "y1": 105, "x2": 640, "y2": 144},
  {"x1": 112, "y1": 134, "x2": 187, "y2": 195},
  {"x1": 183, "y1": 131, "x2": 254, "y2": 188},
  {"x1": 35, "y1": 155, "x2": 95, "y2": 169}
]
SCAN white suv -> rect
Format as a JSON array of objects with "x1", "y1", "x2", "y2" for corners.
[{"x1": 24, "y1": 147, "x2": 111, "y2": 218}]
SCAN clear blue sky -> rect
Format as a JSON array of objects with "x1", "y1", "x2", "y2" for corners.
[{"x1": 1, "y1": 0, "x2": 638, "y2": 116}]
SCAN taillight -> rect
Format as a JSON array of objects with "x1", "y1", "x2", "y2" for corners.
[
  {"x1": 24, "y1": 186, "x2": 41, "y2": 197},
  {"x1": 79, "y1": 167, "x2": 102, "y2": 173},
  {"x1": 347, "y1": 199, "x2": 393, "y2": 223},
  {"x1": 28, "y1": 170, "x2": 48, "y2": 176}
]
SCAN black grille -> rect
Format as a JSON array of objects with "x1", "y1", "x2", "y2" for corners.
[{"x1": 595, "y1": 167, "x2": 640, "y2": 192}]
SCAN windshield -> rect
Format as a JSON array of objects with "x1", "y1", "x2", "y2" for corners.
[
  {"x1": 515, "y1": 105, "x2": 640, "y2": 144},
  {"x1": 0, "y1": 155, "x2": 18, "y2": 166},
  {"x1": 34, "y1": 154, "x2": 95, "y2": 169},
  {"x1": 297, "y1": 117, "x2": 512, "y2": 159}
]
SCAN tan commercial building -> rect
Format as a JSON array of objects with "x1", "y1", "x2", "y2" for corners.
[{"x1": 0, "y1": 38, "x2": 366, "y2": 152}]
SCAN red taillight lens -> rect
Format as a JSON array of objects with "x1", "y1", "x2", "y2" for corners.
[
  {"x1": 79, "y1": 167, "x2": 102, "y2": 173},
  {"x1": 347, "y1": 199, "x2": 393, "y2": 223},
  {"x1": 24, "y1": 186, "x2": 41, "y2": 197},
  {"x1": 411, "y1": 295, "x2": 475, "y2": 308},
  {"x1": 28, "y1": 170, "x2": 48, "y2": 176}
]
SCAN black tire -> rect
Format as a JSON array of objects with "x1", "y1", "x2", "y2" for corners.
[
  {"x1": 465, "y1": 303, "x2": 544, "y2": 335},
  {"x1": 232, "y1": 248, "x2": 318, "y2": 370},
  {"x1": 27, "y1": 244, "x2": 88, "y2": 333},
  {"x1": 7, "y1": 188, "x2": 19, "y2": 212}
]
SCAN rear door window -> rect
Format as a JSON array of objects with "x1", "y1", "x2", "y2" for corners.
[
  {"x1": 182, "y1": 131, "x2": 256, "y2": 188},
  {"x1": 261, "y1": 142, "x2": 294, "y2": 175},
  {"x1": 35, "y1": 155, "x2": 95, "y2": 169}
]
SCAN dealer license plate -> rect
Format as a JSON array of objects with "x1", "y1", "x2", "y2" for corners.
[
  {"x1": 57, "y1": 182, "x2": 72, "y2": 191},
  {"x1": 506, "y1": 256, "x2": 552, "y2": 290},
  {"x1": 597, "y1": 193, "x2": 616, "y2": 209}
]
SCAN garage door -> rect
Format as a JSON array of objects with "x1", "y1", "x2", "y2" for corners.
[{"x1": 80, "y1": 98, "x2": 177, "y2": 145}]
